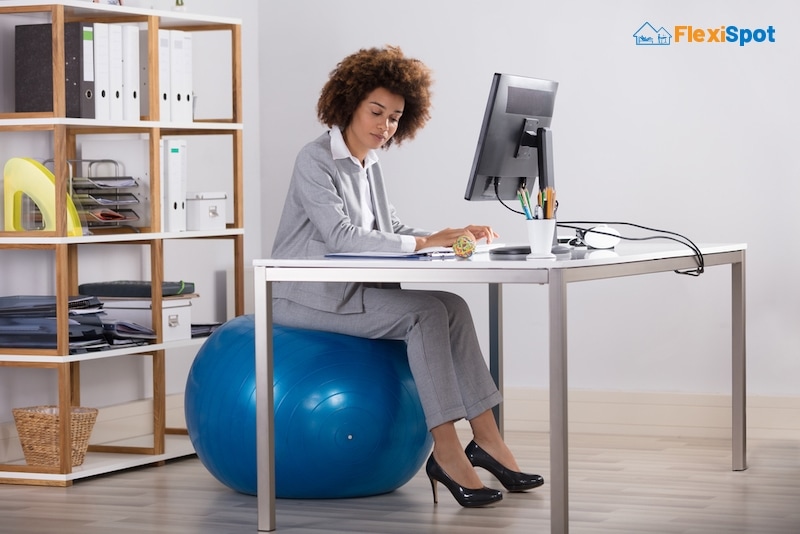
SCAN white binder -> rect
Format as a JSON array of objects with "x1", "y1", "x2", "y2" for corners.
[
  {"x1": 93, "y1": 22, "x2": 110, "y2": 120},
  {"x1": 182, "y1": 31, "x2": 193, "y2": 122},
  {"x1": 158, "y1": 29, "x2": 171, "y2": 122},
  {"x1": 168, "y1": 30, "x2": 193, "y2": 123},
  {"x1": 108, "y1": 23, "x2": 124, "y2": 121},
  {"x1": 121, "y1": 25, "x2": 140, "y2": 121},
  {"x1": 138, "y1": 28, "x2": 151, "y2": 119},
  {"x1": 161, "y1": 138, "x2": 187, "y2": 232}
]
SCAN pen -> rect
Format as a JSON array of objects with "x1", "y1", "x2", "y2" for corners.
[
  {"x1": 518, "y1": 188, "x2": 533, "y2": 219},
  {"x1": 537, "y1": 187, "x2": 556, "y2": 219},
  {"x1": 523, "y1": 188, "x2": 534, "y2": 217},
  {"x1": 546, "y1": 187, "x2": 556, "y2": 219}
]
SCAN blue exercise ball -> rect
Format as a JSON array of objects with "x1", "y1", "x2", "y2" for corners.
[{"x1": 184, "y1": 314, "x2": 432, "y2": 498}]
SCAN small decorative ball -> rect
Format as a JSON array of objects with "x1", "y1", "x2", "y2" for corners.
[{"x1": 453, "y1": 235, "x2": 476, "y2": 258}]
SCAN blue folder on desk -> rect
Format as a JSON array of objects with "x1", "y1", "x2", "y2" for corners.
[{"x1": 325, "y1": 249, "x2": 455, "y2": 260}]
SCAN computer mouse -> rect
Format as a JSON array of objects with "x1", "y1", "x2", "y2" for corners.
[{"x1": 583, "y1": 225, "x2": 620, "y2": 249}]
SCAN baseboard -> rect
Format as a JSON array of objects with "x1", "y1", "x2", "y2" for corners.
[
  {"x1": 3, "y1": 390, "x2": 797, "y2": 464},
  {"x1": 496, "y1": 388, "x2": 800, "y2": 440},
  {"x1": 0, "y1": 395, "x2": 186, "y2": 464}
]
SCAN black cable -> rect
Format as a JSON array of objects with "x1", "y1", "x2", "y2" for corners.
[
  {"x1": 557, "y1": 220, "x2": 705, "y2": 276},
  {"x1": 493, "y1": 177, "x2": 525, "y2": 216}
]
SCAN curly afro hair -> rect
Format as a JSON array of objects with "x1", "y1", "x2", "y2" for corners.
[{"x1": 317, "y1": 46, "x2": 433, "y2": 148}]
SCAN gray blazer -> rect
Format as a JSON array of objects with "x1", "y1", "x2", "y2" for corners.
[{"x1": 271, "y1": 131, "x2": 430, "y2": 314}]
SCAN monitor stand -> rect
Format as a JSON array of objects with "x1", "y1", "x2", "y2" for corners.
[
  {"x1": 489, "y1": 244, "x2": 571, "y2": 260},
  {"x1": 489, "y1": 245, "x2": 531, "y2": 259}
]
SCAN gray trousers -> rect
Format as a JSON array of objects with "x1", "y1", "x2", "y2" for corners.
[{"x1": 273, "y1": 288, "x2": 502, "y2": 430}]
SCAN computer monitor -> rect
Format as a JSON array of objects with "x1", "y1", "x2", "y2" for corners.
[{"x1": 464, "y1": 73, "x2": 558, "y2": 203}]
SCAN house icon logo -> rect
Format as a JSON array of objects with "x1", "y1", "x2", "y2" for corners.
[{"x1": 633, "y1": 22, "x2": 672, "y2": 45}]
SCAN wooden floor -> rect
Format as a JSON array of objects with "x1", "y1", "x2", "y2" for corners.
[{"x1": 1, "y1": 431, "x2": 799, "y2": 534}]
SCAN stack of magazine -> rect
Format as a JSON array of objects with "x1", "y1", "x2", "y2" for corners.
[
  {"x1": 0, "y1": 295, "x2": 156, "y2": 353},
  {"x1": 102, "y1": 319, "x2": 156, "y2": 346}
]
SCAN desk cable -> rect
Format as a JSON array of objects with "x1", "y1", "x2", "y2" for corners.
[
  {"x1": 487, "y1": 180, "x2": 704, "y2": 276},
  {"x1": 494, "y1": 178, "x2": 526, "y2": 217},
  {"x1": 557, "y1": 221, "x2": 705, "y2": 277}
]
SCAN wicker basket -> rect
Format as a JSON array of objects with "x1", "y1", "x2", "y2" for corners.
[{"x1": 12, "y1": 405, "x2": 98, "y2": 467}]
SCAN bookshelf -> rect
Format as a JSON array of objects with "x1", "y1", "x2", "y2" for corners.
[{"x1": 0, "y1": 0, "x2": 244, "y2": 485}]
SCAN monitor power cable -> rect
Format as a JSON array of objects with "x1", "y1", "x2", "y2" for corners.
[{"x1": 494, "y1": 177, "x2": 525, "y2": 216}]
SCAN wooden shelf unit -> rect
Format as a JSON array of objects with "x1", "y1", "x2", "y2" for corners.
[{"x1": 0, "y1": 1, "x2": 244, "y2": 486}]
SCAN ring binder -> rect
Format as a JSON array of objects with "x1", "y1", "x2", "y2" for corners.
[{"x1": 14, "y1": 22, "x2": 96, "y2": 118}]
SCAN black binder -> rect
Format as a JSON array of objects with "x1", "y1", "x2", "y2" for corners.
[
  {"x1": 77, "y1": 280, "x2": 195, "y2": 298},
  {"x1": 15, "y1": 22, "x2": 95, "y2": 118}
]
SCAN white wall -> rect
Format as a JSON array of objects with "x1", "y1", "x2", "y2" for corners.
[
  {"x1": 258, "y1": 1, "x2": 799, "y2": 396},
  {"x1": 1, "y1": 0, "x2": 796, "y2": 425}
]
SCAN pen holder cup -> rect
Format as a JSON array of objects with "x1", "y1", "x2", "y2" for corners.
[{"x1": 526, "y1": 218, "x2": 557, "y2": 259}]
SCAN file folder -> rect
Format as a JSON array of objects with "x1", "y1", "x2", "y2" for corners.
[
  {"x1": 183, "y1": 32, "x2": 193, "y2": 121},
  {"x1": 93, "y1": 22, "x2": 111, "y2": 120},
  {"x1": 0, "y1": 295, "x2": 102, "y2": 317},
  {"x1": 14, "y1": 22, "x2": 96, "y2": 118},
  {"x1": 169, "y1": 30, "x2": 193, "y2": 123},
  {"x1": 108, "y1": 23, "x2": 124, "y2": 121},
  {"x1": 158, "y1": 29, "x2": 172, "y2": 121},
  {"x1": 0, "y1": 316, "x2": 106, "y2": 352},
  {"x1": 65, "y1": 22, "x2": 95, "y2": 119},
  {"x1": 138, "y1": 28, "x2": 152, "y2": 118},
  {"x1": 162, "y1": 138, "x2": 187, "y2": 231},
  {"x1": 137, "y1": 29, "x2": 176, "y2": 121},
  {"x1": 121, "y1": 24, "x2": 140, "y2": 121}
]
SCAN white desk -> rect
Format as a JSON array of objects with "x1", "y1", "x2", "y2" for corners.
[{"x1": 253, "y1": 243, "x2": 747, "y2": 533}]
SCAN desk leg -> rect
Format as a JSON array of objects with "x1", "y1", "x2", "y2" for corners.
[
  {"x1": 489, "y1": 283, "x2": 504, "y2": 436},
  {"x1": 549, "y1": 270, "x2": 569, "y2": 534},
  {"x1": 732, "y1": 257, "x2": 747, "y2": 471},
  {"x1": 255, "y1": 268, "x2": 276, "y2": 531}
]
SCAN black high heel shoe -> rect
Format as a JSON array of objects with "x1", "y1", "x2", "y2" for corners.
[
  {"x1": 425, "y1": 453, "x2": 503, "y2": 507},
  {"x1": 465, "y1": 440, "x2": 545, "y2": 492}
]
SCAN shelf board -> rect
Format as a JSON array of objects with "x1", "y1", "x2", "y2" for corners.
[
  {"x1": 0, "y1": 336, "x2": 208, "y2": 363},
  {"x1": 0, "y1": 227, "x2": 244, "y2": 246},
  {"x1": 0, "y1": 117, "x2": 243, "y2": 130},
  {"x1": 0, "y1": 0, "x2": 241, "y2": 27},
  {"x1": 0, "y1": 433, "x2": 195, "y2": 484}
]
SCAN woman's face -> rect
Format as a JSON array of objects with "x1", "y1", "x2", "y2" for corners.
[{"x1": 343, "y1": 87, "x2": 404, "y2": 162}]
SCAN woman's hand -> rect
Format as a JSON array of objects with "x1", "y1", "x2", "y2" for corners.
[
  {"x1": 464, "y1": 225, "x2": 498, "y2": 244},
  {"x1": 415, "y1": 225, "x2": 499, "y2": 251}
]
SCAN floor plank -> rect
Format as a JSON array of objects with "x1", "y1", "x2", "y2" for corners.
[{"x1": 0, "y1": 432, "x2": 798, "y2": 533}]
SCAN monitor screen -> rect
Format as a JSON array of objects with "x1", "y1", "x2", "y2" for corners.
[{"x1": 464, "y1": 73, "x2": 558, "y2": 202}]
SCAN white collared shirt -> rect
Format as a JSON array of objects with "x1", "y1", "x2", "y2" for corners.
[{"x1": 330, "y1": 126, "x2": 376, "y2": 231}]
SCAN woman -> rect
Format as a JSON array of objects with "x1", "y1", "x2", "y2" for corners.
[{"x1": 271, "y1": 46, "x2": 543, "y2": 507}]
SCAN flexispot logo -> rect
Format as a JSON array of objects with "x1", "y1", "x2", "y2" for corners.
[
  {"x1": 634, "y1": 21, "x2": 776, "y2": 47},
  {"x1": 634, "y1": 22, "x2": 672, "y2": 45}
]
